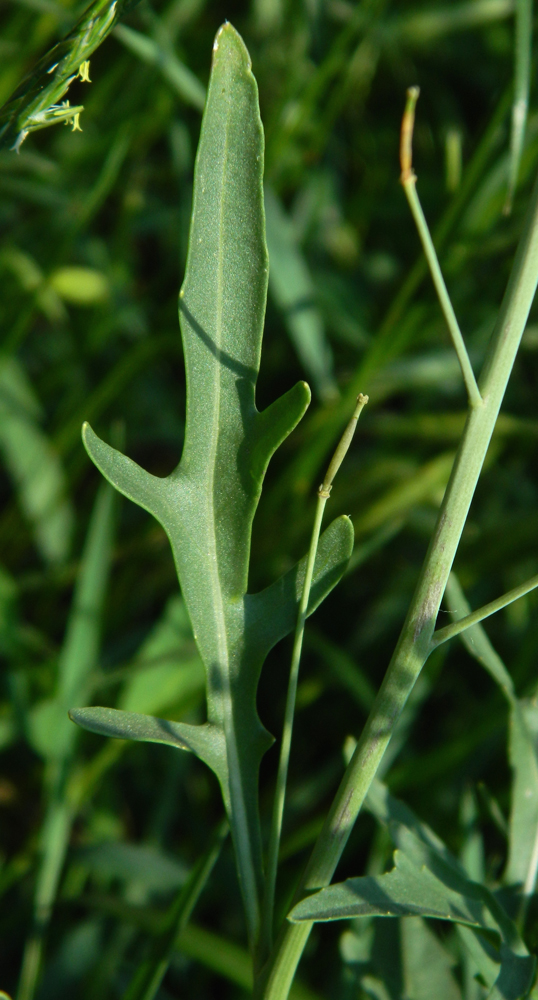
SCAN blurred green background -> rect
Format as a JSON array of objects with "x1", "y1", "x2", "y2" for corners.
[{"x1": 1, "y1": 0, "x2": 538, "y2": 996}]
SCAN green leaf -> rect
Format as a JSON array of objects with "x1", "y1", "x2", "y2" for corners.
[
  {"x1": 505, "y1": 697, "x2": 538, "y2": 890},
  {"x1": 78, "y1": 841, "x2": 189, "y2": 893},
  {"x1": 118, "y1": 595, "x2": 205, "y2": 717},
  {"x1": 71, "y1": 514, "x2": 353, "y2": 758},
  {"x1": 364, "y1": 780, "x2": 536, "y2": 1000},
  {"x1": 0, "y1": 355, "x2": 74, "y2": 565},
  {"x1": 69, "y1": 706, "x2": 229, "y2": 802},
  {"x1": 74, "y1": 22, "x2": 353, "y2": 945},
  {"x1": 28, "y1": 479, "x2": 115, "y2": 760},
  {"x1": 400, "y1": 917, "x2": 462, "y2": 1000},
  {"x1": 245, "y1": 514, "x2": 354, "y2": 661},
  {"x1": 18, "y1": 478, "x2": 117, "y2": 1000},
  {"x1": 49, "y1": 266, "x2": 109, "y2": 305},
  {"x1": 121, "y1": 820, "x2": 228, "y2": 1000},
  {"x1": 113, "y1": 24, "x2": 206, "y2": 111},
  {"x1": 289, "y1": 848, "x2": 498, "y2": 932},
  {"x1": 264, "y1": 185, "x2": 337, "y2": 402},
  {"x1": 444, "y1": 574, "x2": 538, "y2": 894},
  {"x1": 84, "y1": 892, "x2": 322, "y2": 1000}
]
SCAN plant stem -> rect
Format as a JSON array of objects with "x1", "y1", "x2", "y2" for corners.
[
  {"x1": 432, "y1": 570, "x2": 538, "y2": 647},
  {"x1": 258, "y1": 395, "x2": 368, "y2": 966},
  {"x1": 258, "y1": 108, "x2": 538, "y2": 1000},
  {"x1": 400, "y1": 87, "x2": 482, "y2": 408},
  {"x1": 505, "y1": 0, "x2": 533, "y2": 213}
]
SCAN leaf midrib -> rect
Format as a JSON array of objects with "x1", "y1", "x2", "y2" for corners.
[{"x1": 205, "y1": 51, "x2": 259, "y2": 937}]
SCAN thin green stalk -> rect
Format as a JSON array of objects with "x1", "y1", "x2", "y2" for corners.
[
  {"x1": 505, "y1": 0, "x2": 533, "y2": 212},
  {"x1": 400, "y1": 88, "x2": 481, "y2": 408},
  {"x1": 432, "y1": 570, "x2": 538, "y2": 647},
  {"x1": 259, "y1": 394, "x2": 368, "y2": 965},
  {"x1": 16, "y1": 772, "x2": 73, "y2": 1000},
  {"x1": 258, "y1": 95, "x2": 538, "y2": 1000},
  {"x1": 17, "y1": 481, "x2": 115, "y2": 1000},
  {"x1": 277, "y1": 84, "x2": 513, "y2": 515}
]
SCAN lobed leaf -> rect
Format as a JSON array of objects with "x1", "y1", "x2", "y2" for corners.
[
  {"x1": 289, "y1": 847, "x2": 498, "y2": 933},
  {"x1": 365, "y1": 780, "x2": 536, "y2": 1000},
  {"x1": 74, "y1": 22, "x2": 353, "y2": 943}
]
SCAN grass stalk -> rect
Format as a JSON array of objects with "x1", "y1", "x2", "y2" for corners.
[
  {"x1": 16, "y1": 481, "x2": 115, "y2": 1000},
  {"x1": 258, "y1": 96, "x2": 538, "y2": 1000},
  {"x1": 121, "y1": 819, "x2": 229, "y2": 1000},
  {"x1": 258, "y1": 395, "x2": 368, "y2": 966}
]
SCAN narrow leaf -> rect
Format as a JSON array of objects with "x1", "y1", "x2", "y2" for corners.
[
  {"x1": 27, "y1": 480, "x2": 115, "y2": 760},
  {"x1": 119, "y1": 595, "x2": 204, "y2": 717},
  {"x1": 18, "y1": 478, "x2": 116, "y2": 1000},
  {"x1": 265, "y1": 186, "x2": 337, "y2": 402},
  {"x1": 121, "y1": 820, "x2": 228, "y2": 1000},
  {"x1": 444, "y1": 574, "x2": 538, "y2": 893},
  {"x1": 68, "y1": 706, "x2": 228, "y2": 800},
  {"x1": 74, "y1": 23, "x2": 352, "y2": 946},
  {"x1": 505, "y1": 0, "x2": 533, "y2": 212},
  {"x1": 505, "y1": 698, "x2": 538, "y2": 891},
  {"x1": 78, "y1": 841, "x2": 188, "y2": 892},
  {"x1": 400, "y1": 917, "x2": 462, "y2": 1000},
  {"x1": 113, "y1": 24, "x2": 206, "y2": 111},
  {"x1": 0, "y1": 356, "x2": 73, "y2": 565}
]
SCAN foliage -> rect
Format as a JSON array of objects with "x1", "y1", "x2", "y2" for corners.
[{"x1": 1, "y1": 1, "x2": 538, "y2": 999}]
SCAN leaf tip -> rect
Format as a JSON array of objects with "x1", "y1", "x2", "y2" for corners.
[
  {"x1": 212, "y1": 22, "x2": 251, "y2": 70},
  {"x1": 81, "y1": 420, "x2": 96, "y2": 448},
  {"x1": 299, "y1": 380, "x2": 312, "y2": 405}
]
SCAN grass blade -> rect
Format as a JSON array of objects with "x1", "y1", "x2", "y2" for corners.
[
  {"x1": 265, "y1": 186, "x2": 338, "y2": 402},
  {"x1": 505, "y1": 0, "x2": 533, "y2": 212},
  {"x1": 0, "y1": 356, "x2": 73, "y2": 564},
  {"x1": 18, "y1": 479, "x2": 116, "y2": 1000},
  {"x1": 121, "y1": 819, "x2": 228, "y2": 1000}
]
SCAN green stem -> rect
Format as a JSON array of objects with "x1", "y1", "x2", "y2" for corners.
[
  {"x1": 401, "y1": 88, "x2": 481, "y2": 408},
  {"x1": 505, "y1": 0, "x2": 533, "y2": 212},
  {"x1": 259, "y1": 495, "x2": 326, "y2": 964},
  {"x1": 258, "y1": 395, "x2": 368, "y2": 968},
  {"x1": 259, "y1": 116, "x2": 538, "y2": 1000},
  {"x1": 432, "y1": 570, "x2": 538, "y2": 647},
  {"x1": 17, "y1": 773, "x2": 73, "y2": 1000}
]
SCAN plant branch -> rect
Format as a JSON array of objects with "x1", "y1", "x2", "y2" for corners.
[
  {"x1": 432, "y1": 571, "x2": 538, "y2": 647},
  {"x1": 259, "y1": 395, "x2": 368, "y2": 966},
  {"x1": 259, "y1": 100, "x2": 538, "y2": 1000},
  {"x1": 400, "y1": 87, "x2": 482, "y2": 408}
]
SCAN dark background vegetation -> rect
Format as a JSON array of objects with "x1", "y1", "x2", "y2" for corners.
[{"x1": 1, "y1": 0, "x2": 538, "y2": 996}]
